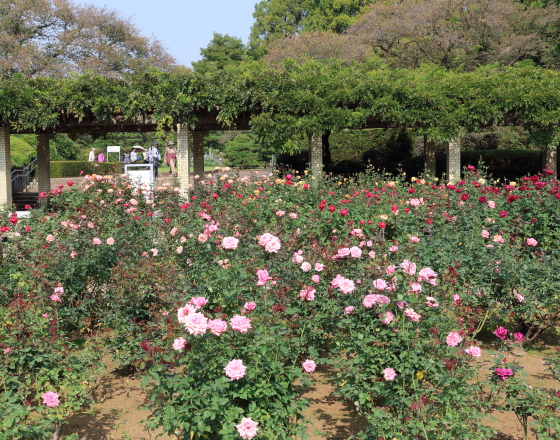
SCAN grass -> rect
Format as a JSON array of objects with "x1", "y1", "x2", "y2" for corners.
[{"x1": 10, "y1": 135, "x2": 35, "y2": 167}]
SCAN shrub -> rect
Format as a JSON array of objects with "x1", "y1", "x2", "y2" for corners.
[
  {"x1": 10, "y1": 136, "x2": 35, "y2": 168},
  {"x1": 50, "y1": 161, "x2": 122, "y2": 177}
]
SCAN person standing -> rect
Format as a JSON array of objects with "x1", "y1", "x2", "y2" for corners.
[
  {"x1": 130, "y1": 148, "x2": 138, "y2": 164},
  {"x1": 148, "y1": 141, "x2": 161, "y2": 178},
  {"x1": 98, "y1": 151, "x2": 105, "y2": 163},
  {"x1": 88, "y1": 148, "x2": 96, "y2": 162},
  {"x1": 165, "y1": 141, "x2": 177, "y2": 176}
]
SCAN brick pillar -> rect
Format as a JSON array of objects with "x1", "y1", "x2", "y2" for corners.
[
  {"x1": 446, "y1": 137, "x2": 461, "y2": 182},
  {"x1": 542, "y1": 145, "x2": 557, "y2": 175},
  {"x1": 176, "y1": 123, "x2": 190, "y2": 196},
  {"x1": 192, "y1": 131, "x2": 205, "y2": 188},
  {"x1": 0, "y1": 127, "x2": 11, "y2": 207},
  {"x1": 309, "y1": 134, "x2": 322, "y2": 186},
  {"x1": 37, "y1": 134, "x2": 50, "y2": 205},
  {"x1": 424, "y1": 136, "x2": 436, "y2": 176}
]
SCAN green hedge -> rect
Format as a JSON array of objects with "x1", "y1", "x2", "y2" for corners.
[
  {"x1": 50, "y1": 161, "x2": 122, "y2": 178},
  {"x1": 387, "y1": 149, "x2": 549, "y2": 181},
  {"x1": 10, "y1": 136, "x2": 35, "y2": 168}
]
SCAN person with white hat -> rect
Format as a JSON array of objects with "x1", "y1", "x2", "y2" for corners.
[{"x1": 88, "y1": 147, "x2": 96, "y2": 162}]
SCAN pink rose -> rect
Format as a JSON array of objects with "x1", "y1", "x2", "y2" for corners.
[
  {"x1": 189, "y1": 297, "x2": 208, "y2": 308},
  {"x1": 482, "y1": 230, "x2": 490, "y2": 238},
  {"x1": 418, "y1": 267, "x2": 437, "y2": 285},
  {"x1": 349, "y1": 246, "x2": 362, "y2": 258},
  {"x1": 256, "y1": 269, "x2": 272, "y2": 286},
  {"x1": 363, "y1": 294, "x2": 390, "y2": 308},
  {"x1": 410, "y1": 236, "x2": 420, "y2": 243},
  {"x1": 526, "y1": 238, "x2": 538, "y2": 246},
  {"x1": 230, "y1": 315, "x2": 252, "y2": 333},
  {"x1": 300, "y1": 286, "x2": 316, "y2": 301},
  {"x1": 244, "y1": 301, "x2": 256, "y2": 311},
  {"x1": 42, "y1": 391, "x2": 60, "y2": 408},
  {"x1": 383, "y1": 368, "x2": 397, "y2": 381},
  {"x1": 289, "y1": 212, "x2": 297, "y2": 219},
  {"x1": 302, "y1": 359, "x2": 316, "y2": 373},
  {"x1": 337, "y1": 247, "x2": 350, "y2": 258},
  {"x1": 225, "y1": 359, "x2": 246, "y2": 380},
  {"x1": 386, "y1": 265, "x2": 396, "y2": 274},
  {"x1": 264, "y1": 237, "x2": 281, "y2": 253},
  {"x1": 311, "y1": 274, "x2": 320, "y2": 283},
  {"x1": 236, "y1": 417, "x2": 259, "y2": 439},
  {"x1": 173, "y1": 337, "x2": 187, "y2": 350},
  {"x1": 373, "y1": 279, "x2": 387, "y2": 290},
  {"x1": 514, "y1": 293, "x2": 524, "y2": 302},
  {"x1": 301, "y1": 262, "x2": 312, "y2": 272},
  {"x1": 151, "y1": 248, "x2": 158, "y2": 256},
  {"x1": 183, "y1": 312, "x2": 209, "y2": 336},
  {"x1": 50, "y1": 293, "x2": 61, "y2": 302},
  {"x1": 493, "y1": 234, "x2": 504, "y2": 244},
  {"x1": 258, "y1": 233, "x2": 274, "y2": 245},
  {"x1": 106, "y1": 237, "x2": 115, "y2": 245},
  {"x1": 222, "y1": 237, "x2": 239, "y2": 249},
  {"x1": 314, "y1": 263, "x2": 324, "y2": 271},
  {"x1": 208, "y1": 319, "x2": 228, "y2": 336},
  {"x1": 446, "y1": 331, "x2": 462, "y2": 347},
  {"x1": 176, "y1": 246, "x2": 183, "y2": 254},
  {"x1": 487, "y1": 200, "x2": 496, "y2": 209},
  {"x1": 177, "y1": 304, "x2": 197, "y2": 324},
  {"x1": 513, "y1": 332, "x2": 524, "y2": 342},
  {"x1": 494, "y1": 326, "x2": 508, "y2": 340},
  {"x1": 404, "y1": 308, "x2": 421, "y2": 322},
  {"x1": 276, "y1": 211, "x2": 285, "y2": 216},
  {"x1": 380, "y1": 311, "x2": 395, "y2": 324},
  {"x1": 399, "y1": 259, "x2": 417, "y2": 275},
  {"x1": 408, "y1": 283, "x2": 422, "y2": 294},
  {"x1": 465, "y1": 346, "x2": 482, "y2": 357},
  {"x1": 344, "y1": 306, "x2": 355, "y2": 315},
  {"x1": 46, "y1": 234, "x2": 55, "y2": 242}
]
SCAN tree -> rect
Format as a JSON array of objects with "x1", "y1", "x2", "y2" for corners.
[
  {"x1": 192, "y1": 33, "x2": 247, "y2": 74},
  {"x1": 263, "y1": 31, "x2": 371, "y2": 67},
  {"x1": 223, "y1": 132, "x2": 270, "y2": 168},
  {"x1": 0, "y1": 0, "x2": 176, "y2": 78},
  {"x1": 346, "y1": 0, "x2": 560, "y2": 70},
  {"x1": 248, "y1": 0, "x2": 375, "y2": 58}
]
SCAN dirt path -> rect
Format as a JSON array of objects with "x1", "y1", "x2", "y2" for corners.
[{"x1": 61, "y1": 348, "x2": 559, "y2": 440}]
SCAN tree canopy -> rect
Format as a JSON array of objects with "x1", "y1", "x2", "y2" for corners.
[
  {"x1": 192, "y1": 33, "x2": 248, "y2": 74},
  {"x1": 0, "y1": 0, "x2": 176, "y2": 78},
  {"x1": 347, "y1": 0, "x2": 560, "y2": 69}
]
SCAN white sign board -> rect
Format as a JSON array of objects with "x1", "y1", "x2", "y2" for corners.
[
  {"x1": 124, "y1": 164, "x2": 154, "y2": 201},
  {"x1": 107, "y1": 146, "x2": 120, "y2": 152}
]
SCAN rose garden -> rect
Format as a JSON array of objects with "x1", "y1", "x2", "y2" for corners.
[{"x1": 1, "y1": 165, "x2": 560, "y2": 440}]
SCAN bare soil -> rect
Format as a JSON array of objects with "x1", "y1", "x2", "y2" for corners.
[{"x1": 60, "y1": 348, "x2": 559, "y2": 440}]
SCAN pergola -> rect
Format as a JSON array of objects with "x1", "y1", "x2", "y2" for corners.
[{"x1": 1, "y1": 108, "x2": 557, "y2": 209}]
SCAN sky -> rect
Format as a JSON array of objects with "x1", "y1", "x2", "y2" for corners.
[{"x1": 76, "y1": 0, "x2": 259, "y2": 68}]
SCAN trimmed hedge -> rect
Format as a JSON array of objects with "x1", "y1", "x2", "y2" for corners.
[
  {"x1": 50, "y1": 161, "x2": 122, "y2": 178},
  {"x1": 387, "y1": 149, "x2": 548, "y2": 181},
  {"x1": 10, "y1": 136, "x2": 35, "y2": 168}
]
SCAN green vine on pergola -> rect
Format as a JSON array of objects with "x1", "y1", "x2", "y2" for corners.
[{"x1": 1, "y1": 62, "x2": 560, "y2": 148}]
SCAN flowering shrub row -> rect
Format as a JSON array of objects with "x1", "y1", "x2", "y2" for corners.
[{"x1": 1, "y1": 167, "x2": 559, "y2": 438}]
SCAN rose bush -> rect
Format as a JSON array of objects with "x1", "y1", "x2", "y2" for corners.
[{"x1": 1, "y1": 167, "x2": 559, "y2": 438}]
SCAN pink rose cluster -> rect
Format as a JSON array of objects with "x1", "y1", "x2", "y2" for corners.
[
  {"x1": 331, "y1": 274, "x2": 355, "y2": 294},
  {"x1": 259, "y1": 233, "x2": 281, "y2": 253},
  {"x1": 50, "y1": 283, "x2": 64, "y2": 302},
  {"x1": 362, "y1": 294, "x2": 390, "y2": 308},
  {"x1": 300, "y1": 286, "x2": 316, "y2": 301},
  {"x1": 465, "y1": 346, "x2": 482, "y2": 357}
]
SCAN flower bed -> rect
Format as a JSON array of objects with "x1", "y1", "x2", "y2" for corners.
[{"x1": 1, "y1": 168, "x2": 560, "y2": 439}]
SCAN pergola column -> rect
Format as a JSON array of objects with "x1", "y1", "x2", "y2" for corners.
[
  {"x1": 424, "y1": 136, "x2": 436, "y2": 176},
  {"x1": 309, "y1": 134, "x2": 322, "y2": 186},
  {"x1": 542, "y1": 145, "x2": 557, "y2": 175},
  {"x1": 0, "y1": 127, "x2": 11, "y2": 208},
  {"x1": 37, "y1": 134, "x2": 50, "y2": 205},
  {"x1": 192, "y1": 131, "x2": 205, "y2": 188},
  {"x1": 446, "y1": 137, "x2": 461, "y2": 182},
  {"x1": 176, "y1": 123, "x2": 191, "y2": 196}
]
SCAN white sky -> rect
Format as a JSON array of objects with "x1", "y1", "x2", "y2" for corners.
[{"x1": 76, "y1": 0, "x2": 259, "y2": 67}]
